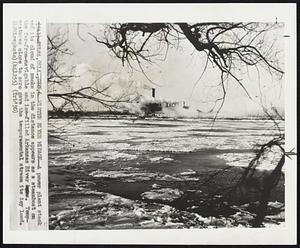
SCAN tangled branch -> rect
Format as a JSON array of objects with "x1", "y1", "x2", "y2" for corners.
[
  {"x1": 90, "y1": 22, "x2": 284, "y2": 113},
  {"x1": 47, "y1": 27, "x2": 133, "y2": 113}
]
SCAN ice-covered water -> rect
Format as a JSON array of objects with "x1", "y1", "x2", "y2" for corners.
[
  {"x1": 48, "y1": 117, "x2": 285, "y2": 229},
  {"x1": 49, "y1": 117, "x2": 284, "y2": 171}
]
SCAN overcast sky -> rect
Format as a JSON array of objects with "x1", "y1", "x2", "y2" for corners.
[{"x1": 48, "y1": 23, "x2": 284, "y2": 117}]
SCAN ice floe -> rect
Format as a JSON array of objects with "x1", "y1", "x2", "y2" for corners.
[
  {"x1": 89, "y1": 168, "x2": 200, "y2": 183},
  {"x1": 152, "y1": 183, "x2": 162, "y2": 189},
  {"x1": 141, "y1": 188, "x2": 184, "y2": 202},
  {"x1": 149, "y1": 156, "x2": 174, "y2": 162},
  {"x1": 49, "y1": 190, "x2": 207, "y2": 229},
  {"x1": 150, "y1": 157, "x2": 164, "y2": 162},
  {"x1": 217, "y1": 145, "x2": 285, "y2": 172},
  {"x1": 89, "y1": 169, "x2": 157, "y2": 182}
]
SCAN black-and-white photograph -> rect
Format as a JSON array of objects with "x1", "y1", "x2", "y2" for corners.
[{"x1": 47, "y1": 22, "x2": 285, "y2": 230}]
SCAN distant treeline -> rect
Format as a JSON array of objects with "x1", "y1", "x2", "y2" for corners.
[
  {"x1": 48, "y1": 110, "x2": 134, "y2": 118},
  {"x1": 48, "y1": 109, "x2": 284, "y2": 121}
]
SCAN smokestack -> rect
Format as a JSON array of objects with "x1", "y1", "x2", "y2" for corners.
[{"x1": 152, "y1": 88, "x2": 155, "y2": 98}]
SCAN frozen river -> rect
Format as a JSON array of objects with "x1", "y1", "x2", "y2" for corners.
[{"x1": 48, "y1": 117, "x2": 285, "y2": 229}]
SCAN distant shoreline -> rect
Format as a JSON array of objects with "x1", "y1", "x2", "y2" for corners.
[{"x1": 48, "y1": 111, "x2": 284, "y2": 121}]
